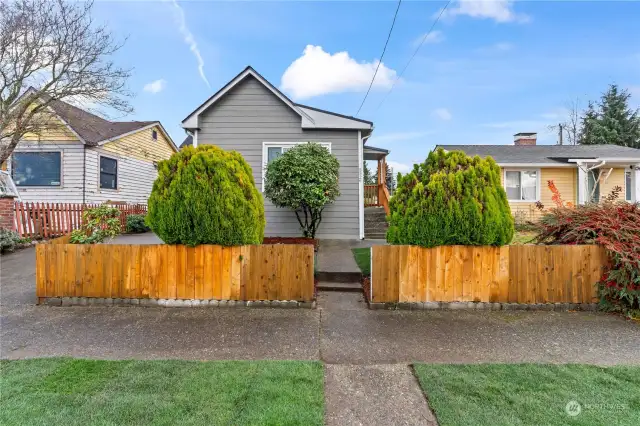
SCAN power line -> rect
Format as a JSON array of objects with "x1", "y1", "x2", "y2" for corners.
[
  {"x1": 355, "y1": 0, "x2": 403, "y2": 117},
  {"x1": 372, "y1": 0, "x2": 452, "y2": 115}
]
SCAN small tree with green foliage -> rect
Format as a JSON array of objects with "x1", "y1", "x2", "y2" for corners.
[
  {"x1": 70, "y1": 205, "x2": 121, "y2": 244},
  {"x1": 363, "y1": 161, "x2": 375, "y2": 185},
  {"x1": 387, "y1": 148, "x2": 514, "y2": 247},
  {"x1": 147, "y1": 145, "x2": 265, "y2": 246},
  {"x1": 264, "y1": 143, "x2": 340, "y2": 238}
]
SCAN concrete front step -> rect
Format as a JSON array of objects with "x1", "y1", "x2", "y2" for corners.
[
  {"x1": 365, "y1": 233, "x2": 387, "y2": 239},
  {"x1": 316, "y1": 281, "x2": 363, "y2": 292},
  {"x1": 316, "y1": 271, "x2": 362, "y2": 283}
]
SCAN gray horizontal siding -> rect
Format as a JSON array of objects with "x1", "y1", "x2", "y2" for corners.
[{"x1": 198, "y1": 76, "x2": 360, "y2": 239}]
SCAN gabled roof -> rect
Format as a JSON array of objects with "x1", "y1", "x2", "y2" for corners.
[
  {"x1": 14, "y1": 88, "x2": 176, "y2": 149},
  {"x1": 181, "y1": 66, "x2": 373, "y2": 132},
  {"x1": 180, "y1": 135, "x2": 193, "y2": 148},
  {"x1": 437, "y1": 144, "x2": 640, "y2": 165}
]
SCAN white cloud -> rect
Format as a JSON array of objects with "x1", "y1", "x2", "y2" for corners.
[
  {"x1": 280, "y1": 45, "x2": 397, "y2": 100},
  {"x1": 387, "y1": 160, "x2": 412, "y2": 174},
  {"x1": 442, "y1": 0, "x2": 530, "y2": 23},
  {"x1": 368, "y1": 131, "x2": 431, "y2": 145},
  {"x1": 413, "y1": 30, "x2": 445, "y2": 47},
  {"x1": 433, "y1": 108, "x2": 452, "y2": 121},
  {"x1": 143, "y1": 79, "x2": 167, "y2": 94},
  {"x1": 170, "y1": 0, "x2": 209, "y2": 87}
]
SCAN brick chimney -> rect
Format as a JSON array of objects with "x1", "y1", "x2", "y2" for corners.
[{"x1": 514, "y1": 132, "x2": 537, "y2": 146}]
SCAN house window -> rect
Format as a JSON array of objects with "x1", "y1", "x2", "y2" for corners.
[
  {"x1": 262, "y1": 142, "x2": 331, "y2": 189},
  {"x1": 11, "y1": 152, "x2": 61, "y2": 186},
  {"x1": 100, "y1": 157, "x2": 118, "y2": 190},
  {"x1": 505, "y1": 170, "x2": 538, "y2": 201},
  {"x1": 588, "y1": 169, "x2": 600, "y2": 203},
  {"x1": 626, "y1": 171, "x2": 632, "y2": 201},
  {"x1": 152, "y1": 130, "x2": 158, "y2": 141}
]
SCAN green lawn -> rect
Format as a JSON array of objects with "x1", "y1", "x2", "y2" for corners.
[
  {"x1": 0, "y1": 358, "x2": 324, "y2": 426},
  {"x1": 352, "y1": 248, "x2": 371, "y2": 275},
  {"x1": 511, "y1": 230, "x2": 538, "y2": 244},
  {"x1": 414, "y1": 364, "x2": 640, "y2": 426}
]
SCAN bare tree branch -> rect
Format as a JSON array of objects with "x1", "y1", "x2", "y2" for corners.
[
  {"x1": 0, "y1": 0, "x2": 132, "y2": 163},
  {"x1": 547, "y1": 98, "x2": 582, "y2": 145}
]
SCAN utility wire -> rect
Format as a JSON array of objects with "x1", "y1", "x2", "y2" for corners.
[
  {"x1": 372, "y1": 0, "x2": 452, "y2": 115},
  {"x1": 355, "y1": 0, "x2": 403, "y2": 116}
]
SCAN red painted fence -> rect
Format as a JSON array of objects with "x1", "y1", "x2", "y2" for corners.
[{"x1": 13, "y1": 202, "x2": 147, "y2": 238}]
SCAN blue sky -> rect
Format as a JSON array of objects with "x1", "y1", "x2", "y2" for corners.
[{"x1": 94, "y1": 0, "x2": 640, "y2": 174}]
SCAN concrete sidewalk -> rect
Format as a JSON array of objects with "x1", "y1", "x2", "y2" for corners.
[{"x1": 2, "y1": 247, "x2": 639, "y2": 364}]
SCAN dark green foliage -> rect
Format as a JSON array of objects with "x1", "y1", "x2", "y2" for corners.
[
  {"x1": 264, "y1": 143, "x2": 339, "y2": 238},
  {"x1": 387, "y1": 148, "x2": 514, "y2": 247},
  {"x1": 70, "y1": 205, "x2": 121, "y2": 244},
  {"x1": 125, "y1": 214, "x2": 149, "y2": 234},
  {"x1": 147, "y1": 145, "x2": 265, "y2": 246},
  {"x1": 579, "y1": 85, "x2": 640, "y2": 148},
  {"x1": 363, "y1": 161, "x2": 375, "y2": 185},
  {"x1": 0, "y1": 228, "x2": 23, "y2": 253}
]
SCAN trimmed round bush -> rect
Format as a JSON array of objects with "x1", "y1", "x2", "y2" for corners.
[
  {"x1": 147, "y1": 145, "x2": 265, "y2": 246},
  {"x1": 125, "y1": 214, "x2": 150, "y2": 234},
  {"x1": 387, "y1": 148, "x2": 514, "y2": 247}
]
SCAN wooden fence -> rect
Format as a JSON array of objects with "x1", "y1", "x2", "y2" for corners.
[
  {"x1": 371, "y1": 245, "x2": 608, "y2": 304},
  {"x1": 36, "y1": 243, "x2": 315, "y2": 302},
  {"x1": 14, "y1": 202, "x2": 147, "y2": 238}
]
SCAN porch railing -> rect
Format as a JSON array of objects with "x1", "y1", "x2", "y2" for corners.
[{"x1": 364, "y1": 185, "x2": 380, "y2": 207}]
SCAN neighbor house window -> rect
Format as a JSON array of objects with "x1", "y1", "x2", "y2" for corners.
[
  {"x1": 11, "y1": 152, "x2": 61, "y2": 186},
  {"x1": 626, "y1": 171, "x2": 632, "y2": 201},
  {"x1": 262, "y1": 142, "x2": 331, "y2": 190},
  {"x1": 100, "y1": 157, "x2": 117, "y2": 190},
  {"x1": 588, "y1": 169, "x2": 601, "y2": 203},
  {"x1": 152, "y1": 130, "x2": 158, "y2": 141},
  {"x1": 504, "y1": 170, "x2": 538, "y2": 201}
]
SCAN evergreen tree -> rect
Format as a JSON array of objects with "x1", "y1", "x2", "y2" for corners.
[
  {"x1": 579, "y1": 85, "x2": 640, "y2": 148},
  {"x1": 578, "y1": 101, "x2": 598, "y2": 145},
  {"x1": 385, "y1": 163, "x2": 396, "y2": 191},
  {"x1": 363, "y1": 161, "x2": 375, "y2": 185}
]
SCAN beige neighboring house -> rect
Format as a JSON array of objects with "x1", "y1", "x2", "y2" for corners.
[
  {"x1": 439, "y1": 132, "x2": 640, "y2": 221},
  {"x1": 4, "y1": 94, "x2": 177, "y2": 204}
]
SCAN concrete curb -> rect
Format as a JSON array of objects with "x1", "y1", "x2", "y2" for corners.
[
  {"x1": 368, "y1": 301, "x2": 599, "y2": 312},
  {"x1": 40, "y1": 297, "x2": 316, "y2": 309}
]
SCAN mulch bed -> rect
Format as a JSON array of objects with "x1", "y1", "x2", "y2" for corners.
[{"x1": 361, "y1": 276, "x2": 371, "y2": 303}]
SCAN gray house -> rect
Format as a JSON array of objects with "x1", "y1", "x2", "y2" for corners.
[{"x1": 181, "y1": 66, "x2": 390, "y2": 239}]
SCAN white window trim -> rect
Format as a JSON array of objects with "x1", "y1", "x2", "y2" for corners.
[
  {"x1": 98, "y1": 154, "x2": 119, "y2": 192},
  {"x1": 503, "y1": 168, "x2": 541, "y2": 203},
  {"x1": 10, "y1": 150, "x2": 64, "y2": 188},
  {"x1": 261, "y1": 142, "x2": 332, "y2": 191}
]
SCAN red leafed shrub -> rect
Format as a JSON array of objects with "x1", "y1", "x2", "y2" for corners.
[{"x1": 535, "y1": 199, "x2": 640, "y2": 317}]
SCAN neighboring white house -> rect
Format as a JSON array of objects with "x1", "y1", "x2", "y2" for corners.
[{"x1": 4, "y1": 94, "x2": 177, "y2": 204}]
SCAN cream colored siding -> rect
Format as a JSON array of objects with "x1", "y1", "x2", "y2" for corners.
[
  {"x1": 101, "y1": 125, "x2": 175, "y2": 162},
  {"x1": 84, "y1": 147, "x2": 158, "y2": 204},
  {"x1": 9, "y1": 140, "x2": 86, "y2": 203},
  {"x1": 21, "y1": 114, "x2": 80, "y2": 142},
  {"x1": 599, "y1": 168, "x2": 626, "y2": 200},
  {"x1": 502, "y1": 167, "x2": 577, "y2": 221}
]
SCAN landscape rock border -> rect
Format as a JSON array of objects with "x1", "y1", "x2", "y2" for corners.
[
  {"x1": 41, "y1": 297, "x2": 316, "y2": 309},
  {"x1": 368, "y1": 301, "x2": 599, "y2": 312}
]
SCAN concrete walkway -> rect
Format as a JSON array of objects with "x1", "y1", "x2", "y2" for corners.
[
  {"x1": 316, "y1": 239, "x2": 382, "y2": 274},
  {"x1": 2, "y1": 246, "x2": 640, "y2": 425},
  {"x1": 1, "y1": 248, "x2": 638, "y2": 363}
]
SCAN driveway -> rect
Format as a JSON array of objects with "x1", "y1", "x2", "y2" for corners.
[{"x1": 1, "y1": 246, "x2": 639, "y2": 364}]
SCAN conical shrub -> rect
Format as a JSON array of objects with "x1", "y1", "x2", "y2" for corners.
[
  {"x1": 147, "y1": 145, "x2": 265, "y2": 246},
  {"x1": 387, "y1": 148, "x2": 514, "y2": 247}
]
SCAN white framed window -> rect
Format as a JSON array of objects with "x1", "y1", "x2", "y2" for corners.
[
  {"x1": 261, "y1": 142, "x2": 331, "y2": 190},
  {"x1": 504, "y1": 169, "x2": 540, "y2": 202},
  {"x1": 625, "y1": 171, "x2": 632, "y2": 202},
  {"x1": 11, "y1": 151, "x2": 62, "y2": 187}
]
